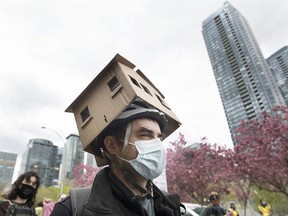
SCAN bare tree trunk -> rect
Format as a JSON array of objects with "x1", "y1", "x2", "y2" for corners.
[{"x1": 243, "y1": 198, "x2": 247, "y2": 216}]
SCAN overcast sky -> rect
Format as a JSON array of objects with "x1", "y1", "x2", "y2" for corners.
[{"x1": 1, "y1": 0, "x2": 287, "y2": 163}]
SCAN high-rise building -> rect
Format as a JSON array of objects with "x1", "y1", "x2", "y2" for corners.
[
  {"x1": 267, "y1": 46, "x2": 288, "y2": 105},
  {"x1": 86, "y1": 152, "x2": 96, "y2": 167},
  {"x1": 19, "y1": 138, "x2": 61, "y2": 187},
  {"x1": 0, "y1": 151, "x2": 17, "y2": 185},
  {"x1": 202, "y1": 1, "x2": 286, "y2": 145},
  {"x1": 63, "y1": 134, "x2": 84, "y2": 180}
]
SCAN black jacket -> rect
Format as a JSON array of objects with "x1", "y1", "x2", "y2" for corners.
[{"x1": 51, "y1": 167, "x2": 181, "y2": 216}]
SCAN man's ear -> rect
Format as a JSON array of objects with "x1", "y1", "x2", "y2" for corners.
[{"x1": 103, "y1": 136, "x2": 118, "y2": 155}]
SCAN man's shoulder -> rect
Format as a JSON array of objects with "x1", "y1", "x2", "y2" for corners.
[
  {"x1": 50, "y1": 196, "x2": 72, "y2": 216},
  {"x1": 201, "y1": 206, "x2": 227, "y2": 216},
  {"x1": 51, "y1": 187, "x2": 92, "y2": 216}
]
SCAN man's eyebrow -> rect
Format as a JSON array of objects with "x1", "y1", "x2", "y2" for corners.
[
  {"x1": 136, "y1": 127, "x2": 153, "y2": 134},
  {"x1": 136, "y1": 127, "x2": 165, "y2": 138}
]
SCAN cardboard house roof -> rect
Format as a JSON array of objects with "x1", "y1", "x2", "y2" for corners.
[{"x1": 65, "y1": 53, "x2": 165, "y2": 112}]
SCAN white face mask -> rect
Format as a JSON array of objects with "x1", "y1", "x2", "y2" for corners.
[{"x1": 118, "y1": 138, "x2": 166, "y2": 180}]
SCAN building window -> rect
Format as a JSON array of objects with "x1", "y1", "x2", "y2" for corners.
[
  {"x1": 129, "y1": 76, "x2": 141, "y2": 89},
  {"x1": 80, "y1": 106, "x2": 90, "y2": 122},
  {"x1": 140, "y1": 84, "x2": 152, "y2": 96},
  {"x1": 108, "y1": 76, "x2": 120, "y2": 92}
]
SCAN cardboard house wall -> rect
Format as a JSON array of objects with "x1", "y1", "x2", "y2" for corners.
[{"x1": 66, "y1": 53, "x2": 181, "y2": 160}]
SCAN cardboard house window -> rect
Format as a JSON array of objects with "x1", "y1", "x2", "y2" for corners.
[
  {"x1": 140, "y1": 83, "x2": 152, "y2": 96},
  {"x1": 80, "y1": 106, "x2": 91, "y2": 122},
  {"x1": 129, "y1": 76, "x2": 141, "y2": 89},
  {"x1": 108, "y1": 76, "x2": 120, "y2": 92},
  {"x1": 155, "y1": 94, "x2": 171, "y2": 110}
]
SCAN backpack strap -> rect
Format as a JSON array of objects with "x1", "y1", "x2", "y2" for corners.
[{"x1": 69, "y1": 187, "x2": 91, "y2": 216}]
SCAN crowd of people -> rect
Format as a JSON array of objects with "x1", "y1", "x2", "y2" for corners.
[
  {"x1": 0, "y1": 169, "x2": 272, "y2": 216},
  {"x1": 1, "y1": 176, "x2": 273, "y2": 216}
]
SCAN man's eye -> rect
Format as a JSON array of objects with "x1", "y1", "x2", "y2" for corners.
[{"x1": 138, "y1": 133, "x2": 151, "y2": 139}]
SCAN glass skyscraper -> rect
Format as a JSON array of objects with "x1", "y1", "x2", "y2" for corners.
[
  {"x1": 63, "y1": 134, "x2": 84, "y2": 180},
  {"x1": 19, "y1": 138, "x2": 60, "y2": 187},
  {"x1": 202, "y1": 1, "x2": 286, "y2": 145},
  {"x1": 267, "y1": 46, "x2": 288, "y2": 105}
]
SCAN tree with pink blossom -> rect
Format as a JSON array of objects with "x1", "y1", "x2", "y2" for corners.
[
  {"x1": 72, "y1": 163, "x2": 101, "y2": 187},
  {"x1": 234, "y1": 106, "x2": 288, "y2": 197},
  {"x1": 166, "y1": 133, "x2": 233, "y2": 204}
]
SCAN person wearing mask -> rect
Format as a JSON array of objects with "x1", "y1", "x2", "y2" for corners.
[
  {"x1": 51, "y1": 101, "x2": 182, "y2": 216},
  {"x1": 6, "y1": 171, "x2": 40, "y2": 216},
  {"x1": 258, "y1": 200, "x2": 272, "y2": 216},
  {"x1": 227, "y1": 203, "x2": 239, "y2": 216},
  {"x1": 200, "y1": 193, "x2": 227, "y2": 216}
]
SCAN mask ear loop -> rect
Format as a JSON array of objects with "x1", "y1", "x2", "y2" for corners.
[{"x1": 120, "y1": 122, "x2": 132, "y2": 157}]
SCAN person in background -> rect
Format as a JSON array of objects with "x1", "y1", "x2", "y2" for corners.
[
  {"x1": 227, "y1": 202, "x2": 239, "y2": 216},
  {"x1": 35, "y1": 198, "x2": 55, "y2": 216},
  {"x1": 42, "y1": 198, "x2": 55, "y2": 216},
  {"x1": 6, "y1": 171, "x2": 40, "y2": 216},
  {"x1": 258, "y1": 200, "x2": 272, "y2": 216},
  {"x1": 200, "y1": 192, "x2": 227, "y2": 216},
  {"x1": 1, "y1": 187, "x2": 11, "y2": 202},
  {"x1": 58, "y1": 194, "x2": 67, "y2": 202},
  {"x1": 35, "y1": 201, "x2": 43, "y2": 216},
  {"x1": 0, "y1": 186, "x2": 11, "y2": 215},
  {"x1": 51, "y1": 101, "x2": 182, "y2": 216}
]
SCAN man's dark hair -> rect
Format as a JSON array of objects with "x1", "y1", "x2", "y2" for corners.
[{"x1": 209, "y1": 193, "x2": 220, "y2": 201}]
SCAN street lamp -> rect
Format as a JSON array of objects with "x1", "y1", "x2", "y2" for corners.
[
  {"x1": 41, "y1": 126, "x2": 66, "y2": 194},
  {"x1": 41, "y1": 126, "x2": 66, "y2": 146}
]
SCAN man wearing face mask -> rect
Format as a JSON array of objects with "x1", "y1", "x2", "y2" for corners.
[
  {"x1": 51, "y1": 100, "x2": 182, "y2": 216},
  {"x1": 6, "y1": 171, "x2": 40, "y2": 216}
]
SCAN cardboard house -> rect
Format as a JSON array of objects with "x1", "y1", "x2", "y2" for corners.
[{"x1": 66, "y1": 53, "x2": 181, "y2": 164}]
